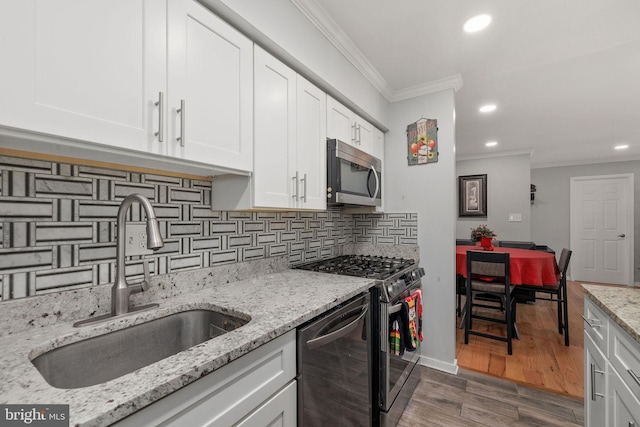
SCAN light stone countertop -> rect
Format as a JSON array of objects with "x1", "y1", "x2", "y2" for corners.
[
  {"x1": 0, "y1": 264, "x2": 375, "y2": 426},
  {"x1": 582, "y1": 283, "x2": 640, "y2": 343}
]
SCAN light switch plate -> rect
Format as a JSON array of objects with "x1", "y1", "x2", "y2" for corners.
[
  {"x1": 125, "y1": 223, "x2": 153, "y2": 256},
  {"x1": 508, "y1": 213, "x2": 522, "y2": 222}
]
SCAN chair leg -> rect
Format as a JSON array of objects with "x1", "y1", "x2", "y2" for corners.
[
  {"x1": 464, "y1": 290, "x2": 471, "y2": 345},
  {"x1": 557, "y1": 292, "x2": 563, "y2": 334},
  {"x1": 563, "y1": 286, "x2": 570, "y2": 346},
  {"x1": 505, "y1": 295, "x2": 513, "y2": 355}
]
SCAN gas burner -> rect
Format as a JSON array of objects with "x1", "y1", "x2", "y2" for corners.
[{"x1": 296, "y1": 255, "x2": 415, "y2": 281}]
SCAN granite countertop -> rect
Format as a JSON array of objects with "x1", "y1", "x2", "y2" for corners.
[
  {"x1": 0, "y1": 266, "x2": 375, "y2": 426},
  {"x1": 582, "y1": 283, "x2": 640, "y2": 343}
]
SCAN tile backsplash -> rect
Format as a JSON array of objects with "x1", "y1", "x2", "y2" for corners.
[{"x1": 0, "y1": 155, "x2": 417, "y2": 301}]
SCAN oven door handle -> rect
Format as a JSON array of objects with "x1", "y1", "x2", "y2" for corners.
[
  {"x1": 306, "y1": 304, "x2": 368, "y2": 350},
  {"x1": 388, "y1": 303, "x2": 403, "y2": 315}
]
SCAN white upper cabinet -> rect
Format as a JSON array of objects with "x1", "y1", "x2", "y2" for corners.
[
  {"x1": 0, "y1": 0, "x2": 253, "y2": 173},
  {"x1": 326, "y1": 96, "x2": 373, "y2": 154},
  {"x1": 253, "y1": 46, "x2": 326, "y2": 210},
  {"x1": 296, "y1": 75, "x2": 327, "y2": 210},
  {"x1": 0, "y1": 0, "x2": 166, "y2": 155},
  {"x1": 213, "y1": 47, "x2": 325, "y2": 211},
  {"x1": 167, "y1": 0, "x2": 253, "y2": 172},
  {"x1": 253, "y1": 46, "x2": 297, "y2": 208}
]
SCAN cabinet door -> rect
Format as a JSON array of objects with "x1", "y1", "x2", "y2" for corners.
[
  {"x1": 253, "y1": 47, "x2": 297, "y2": 208},
  {"x1": 585, "y1": 333, "x2": 607, "y2": 427},
  {"x1": 167, "y1": 0, "x2": 253, "y2": 172},
  {"x1": 296, "y1": 76, "x2": 327, "y2": 210},
  {"x1": 0, "y1": 0, "x2": 166, "y2": 155},
  {"x1": 236, "y1": 382, "x2": 297, "y2": 427},
  {"x1": 327, "y1": 96, "x2": 355, "y2": 146},
  {"x1": 609, "y1": 364, "x2": 640, "y2": 427},
  {"x1": 355, "y1": 117, "x2": 374, "y2": 154}
]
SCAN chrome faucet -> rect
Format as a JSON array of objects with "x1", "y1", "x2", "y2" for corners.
[{"x1": 112, "y1": 194, "x2": 164, "y2": 315}]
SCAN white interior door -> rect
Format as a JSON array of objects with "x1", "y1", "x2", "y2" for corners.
[{"x1": 570, "y1": 174, "x2": 634, "y2": 285}]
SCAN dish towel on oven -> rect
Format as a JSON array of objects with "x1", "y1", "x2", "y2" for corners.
[
  {"x1": 390, "y1": 320, "x2": 401, "y2": 355},
  {"x1": 405, "y1": 294, "x2": 419, "y2": 350},
  {"x1": 412, "y1": 289, "x2": 424, "y2": 342},
  {"x1": 389, "y1": 301, "x2": 415, "y2": 355}
]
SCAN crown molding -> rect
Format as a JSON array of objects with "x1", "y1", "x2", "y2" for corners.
[
  {"x1": 531, "y1": 154, "x2": 640, "y2": 169},
  {"x1": 291, "y1": 0, "x2": 393, "y2": 100},
  {"x1": 291, "y1": 0, "x2": 464, "y2": 103},
  {"x1": 391, "y1": 74, "x2": 464, "y2": 102}
]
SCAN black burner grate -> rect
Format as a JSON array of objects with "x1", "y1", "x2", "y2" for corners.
[{"x1": 296, "y1": 255, "x2": 415, "y2": 280}]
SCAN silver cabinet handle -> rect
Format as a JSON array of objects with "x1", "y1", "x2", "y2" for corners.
[
  {"x1": 628, "y1": 369, "x2": 640, "y2": 388},
  {"x1": 351, "y1": 123, "x2": 357, "y2": 145},
  {"x1": 177, "y1": 99, "x2": 185, "y2": 147},
  {"x1": 582, "y1": 315, "x2": 603, "y2": 328},
  {"x1": 154, "y1": 92, "x2": 164, "y2": 142},
  {"x1": 591, "y1": 363, "x2": 605, "y2": 401},
  {"x1": 619, "y1": 234, "x2": 626, "y2": 238},
  {"x1": 292, "y1": 171, "x2": 299, "y2": 201},
  {"x1": 300, "y1": 173, "x2": 307, "y2": 203},
  {"x1": 357, "y1": 124, "x2": 362, "y2": 145}
]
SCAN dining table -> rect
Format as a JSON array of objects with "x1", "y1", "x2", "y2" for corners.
[
  {"x1": 456, "y1": 245, "x2": 561, "y2": 332},
  {"x1": 456, "y1": 245, "x2": 560, "y2": 286}
]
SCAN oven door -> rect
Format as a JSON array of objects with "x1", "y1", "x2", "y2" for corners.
[{"x1": 379, "y1": 285, "x2": 421, "y2": 412}]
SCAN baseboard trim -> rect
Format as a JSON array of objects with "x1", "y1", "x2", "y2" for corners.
[{"x1": 418, "y1": 355, "x2": 459, "y2": 375}]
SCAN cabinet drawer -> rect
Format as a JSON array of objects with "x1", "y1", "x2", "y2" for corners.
[
  {"x1": 609, "y1": 319, "x2": 640, "y2": 401},
  {"x1": 114, "y1": 330, "x2": 296, "y2": 427},
  {"x1": 584, "y1": 297, "x2": 608, "y2": 355}
]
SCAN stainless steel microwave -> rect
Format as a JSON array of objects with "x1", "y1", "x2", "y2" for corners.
[{"x1": 327, "y1": 139, "x2": 382, "y2": 207}]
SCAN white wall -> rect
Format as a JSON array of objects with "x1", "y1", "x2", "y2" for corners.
[
  {"x1": 531, "y1": 160, "x2": 640, "y2": 281},
  {"x1": 202, "y1": 0, "x2": 389, "y2": 128},
  {"x1": 456, "y1": 154, "x2": 532, "y2": 242},
  {"x1": 386, "y1": 90, "x2": 457, "y2": 372}
]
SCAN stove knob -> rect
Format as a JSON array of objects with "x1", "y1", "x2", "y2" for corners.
[{"x1": 387, "y1": 284, "x2": 394, "y2": 295}]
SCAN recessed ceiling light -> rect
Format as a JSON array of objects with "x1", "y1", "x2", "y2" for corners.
[
  {"x1": 479, "y1": 104, "x2": 497, "y2": 113},
  {"x1": 463, "y1": 14, "x2": 492, "y2": 33},
  {"x1": 614, "y1": 144, "x2": 629, "y2": 150},
  {"x1": 485, "y1": 141, "x2": 498, "y2": 147}
]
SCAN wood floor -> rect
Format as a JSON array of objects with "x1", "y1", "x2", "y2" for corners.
[
  {"x1": 455, "y1": 280, "x2": 586, "y2": 399},
  {"x1": 398, "y1": 366, "x2": 584, "y2": 426}
]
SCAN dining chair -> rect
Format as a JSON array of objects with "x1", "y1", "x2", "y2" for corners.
[
  {"x1": 513, "y1": 248, "x2": 572, "y2": 346},
  {"x1": 464, "y1": 250, "x2": 517, "y2": 355},
  {"x1": 456, "y1": 239, "x2": 474, "y2": 246}
]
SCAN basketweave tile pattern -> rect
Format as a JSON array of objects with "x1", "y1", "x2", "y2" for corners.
[{"x1": 0, "y1": 155, "x2": 417, "y2": 301}]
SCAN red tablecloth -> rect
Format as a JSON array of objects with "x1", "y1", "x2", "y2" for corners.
[{"x1": 456, "y1": 246, "x2": 560, "y2": 286}]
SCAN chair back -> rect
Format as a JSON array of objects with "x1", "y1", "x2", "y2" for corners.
[
  {"x1": 558, "y1": 248, "x2": 572, "y2": 278},
  {"x1": 498, "y1": 241, "x2": 536, "y2": 250},
  {"x1": 456, "y1": 239, "x2": 474, "y2": 246},
  {"x1": 467, "y1": 250, "x2": 510, "y2": 282}
]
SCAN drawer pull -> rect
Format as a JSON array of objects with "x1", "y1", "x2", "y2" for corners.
[
  {"x1": 628, "y1": 369, "x2": 640, "y2": 388},
  {"x1": 591, "y1": 363, "x2": 605, "y2": 401},
  {"x1": 582, "y1": 315, "x2": 603, "y2": 329}
]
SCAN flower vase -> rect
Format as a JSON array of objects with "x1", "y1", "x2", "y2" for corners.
[{"x1": 480, "y1": 237, "x2": 494, "y2": 251}]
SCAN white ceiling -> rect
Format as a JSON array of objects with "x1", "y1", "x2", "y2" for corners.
[{"x1": 294, "y1": 0, "x2": 640, "y2": 168}]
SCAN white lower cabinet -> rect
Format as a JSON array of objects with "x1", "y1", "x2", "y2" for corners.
[
  {"x1": 584, "y1": 333, "x2": 607, "y2": 427},
  {"x1": 113, "y1": 330, "x2": 296, "y2": 427},
  {"x1": 584, "y1": 296, "x2": 640, "y2": 427}
]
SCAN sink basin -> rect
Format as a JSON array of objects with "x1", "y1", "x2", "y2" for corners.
[{"x1": 31, "y1": 309, "x2": 250, "y2": 389}]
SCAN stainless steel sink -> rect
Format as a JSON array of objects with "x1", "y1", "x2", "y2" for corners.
[{"x1": 31, "y1": 309, "x2": 250, "y2": 389}]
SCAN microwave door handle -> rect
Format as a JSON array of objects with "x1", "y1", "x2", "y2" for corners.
[{"x1": 370, "y1": 166, "x2": 380, "y2": 199}]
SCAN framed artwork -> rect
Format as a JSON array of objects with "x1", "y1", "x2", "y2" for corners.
[{"x1": 459, "y1": 174, "x2": 487, "y2": 217}]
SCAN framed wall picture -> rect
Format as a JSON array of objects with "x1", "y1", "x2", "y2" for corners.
[{"x1": 459, "y1": 174, "x2": 487, "y2": 217}]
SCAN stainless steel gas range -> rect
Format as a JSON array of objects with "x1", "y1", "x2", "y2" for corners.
[{"x1": 296, "y1": 255, "x2": 425, "y2": 427}]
